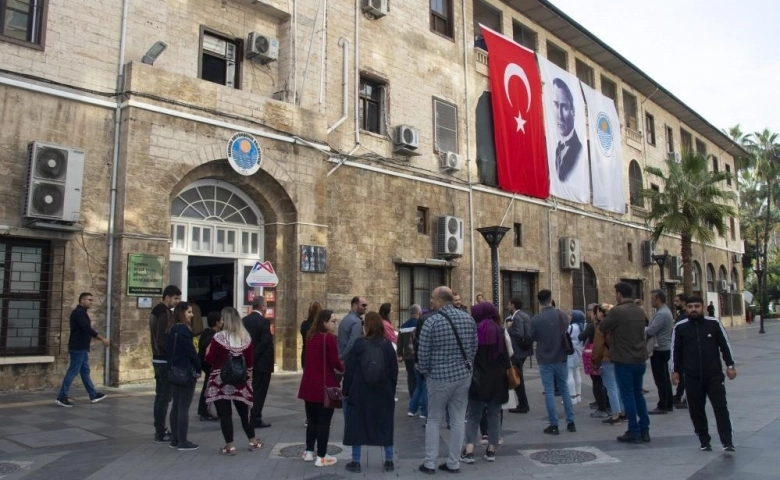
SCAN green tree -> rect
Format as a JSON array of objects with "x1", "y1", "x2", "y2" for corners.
[{"x1": 643, "y1": 152, "x2": 737, "y2": 296}]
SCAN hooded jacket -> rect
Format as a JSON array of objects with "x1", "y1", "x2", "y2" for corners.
[{"x1": 671, "y1": 314, "x2": 734, "y2": 378}]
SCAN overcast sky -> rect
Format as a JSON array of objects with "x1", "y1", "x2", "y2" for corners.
[{"x1": 549, "y1": 0, "x2": 780, "y2": 137}]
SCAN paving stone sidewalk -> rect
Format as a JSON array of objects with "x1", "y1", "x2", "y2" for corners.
[{"x1": 0, "y1": 322, "x2": 778, "y2": 480}]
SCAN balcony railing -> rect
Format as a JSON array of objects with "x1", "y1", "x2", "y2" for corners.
[{"x1": 625, "y1": 127, "x2": 642, "y2": 144}]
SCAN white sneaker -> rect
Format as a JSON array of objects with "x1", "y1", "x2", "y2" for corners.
[
  {"x1": 315, "y1": 454, "x2": 337, "y2": 467},
  {"x1": 302, "y1": 451, "x2": 315, "y2": 462},
  {"x1": 407, "y1": 412, "x2": 416, "y2": 417}
]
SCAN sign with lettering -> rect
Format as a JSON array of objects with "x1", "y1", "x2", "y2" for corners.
[{"x1": 127, "y1": 254, "x2": 165, "y2": 296}]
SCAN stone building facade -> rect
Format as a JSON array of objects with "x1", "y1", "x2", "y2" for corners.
[{"x1": 0, "y1": 0, "x2": 743, "y2": 389}]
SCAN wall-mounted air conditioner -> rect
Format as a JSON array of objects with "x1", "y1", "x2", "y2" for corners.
[
  {"x1": 394, "y1": 125, "x2": 419, "y2": 151},
  {"x1": 668, "y1": 152, "x2": 681, "y2": 163},
  {"x1": 24, "y1": 141, "x2": 85, "y2": 223},
  {"x1": 246, "y1": 32, "x2": 279, "y2": 63},
  {"x1": 440, "y1": 152, "x2": 461, "y2": 172},
  {"x1": 362, "y1": 0, "x2": 388, "y2": 17},
  {"x1": 435, "y1": 216, "x2": 464, "y2": 257},
  {"x1": 559, "y1": 237, "x2": 581, "y2": 270},
  {"x1": 641, "y1": 240, "x2": 655, "y2": 266},
  {"x1": 717, "y1": 279, "x2": 728, "y2": 292},
  {"x1": 732, "y1": 253, "x2": 742, "y2": 264}
]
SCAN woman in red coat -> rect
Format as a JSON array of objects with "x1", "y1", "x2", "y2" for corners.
[
  {"x1": 205, "y1": 307, "x2": 262, "y2": 455},
  {"x1": 297, "y1": 309, "x2": 343, "y2": 467}
]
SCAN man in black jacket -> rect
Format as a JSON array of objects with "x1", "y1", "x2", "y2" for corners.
[
  {"x1": 149, "y1": 285, "x2": 180, "y2": 443},
  {"x1": 506, "y1": 298, "x2": 532, "y2": 413},
  {"x1": 671, "y1": 295, "x2": 736, "y2": 452},
  {"x1": 243, "y1": 296, "x2": 274, "y2": 428}
]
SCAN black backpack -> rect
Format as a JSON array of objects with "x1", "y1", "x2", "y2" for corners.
[
  {"x1": 220, "y1": 338, "x2": 248, "y2": 386},
  {"x1": 361, "y1": 339, "x2": 386, "y2": 387}
]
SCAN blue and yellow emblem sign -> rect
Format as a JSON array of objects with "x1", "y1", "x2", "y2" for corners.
[
  {"x1": 595, "y1": 112, "x2": 614, "y2": 157},
  {"x1": 227, "y1": 132, "x2": 262, "y2": 176}
]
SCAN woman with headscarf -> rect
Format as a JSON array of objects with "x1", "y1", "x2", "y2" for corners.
[
  {"x1": 460, "y1": 302, "x2": 509, "y2": 464},
  {"x1": 566, "y1": 310, "x2": 586, "y2": 405}
]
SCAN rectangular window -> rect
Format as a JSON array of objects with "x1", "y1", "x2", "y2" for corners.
[
  {"x1": 622, "y1": 90, "x2": 638, "y2": 131},
  {"x1": 398, "y1": 265, "x2": 447, "y2": 325},
  {"x1": 513, "y1": 223, "x2": 522, "y2": 247},
  {"x1": 359, "y1": 76, "x2": 385, "y2": 134},
  {"x1": 696, "y1": 139, "x2": 707, "y2": 156},
  {"x1": 200, "y1": 30, "x2": 240, "y2": 88},
  {"x1": 601, "y1": 75, "x2": 617, "y2": 102},
  {"x1": 0, "y1": 0, "x2": 46, "y2": 47},
  {"x1": 712, "y1": 157, "x2": 718, "y2": 173},
  {"x1": 430, "y1": 0, "x2": 453, "y2": 38},
  {"x1": 665, "y1": 125, "x2": 674, "y2": 153},
  {"x1": 512, "y1": 21, "x2": 537, "y2": 51},
  {"x1": 680, "y1": 129, "x2": 693, "y2": 154},
  {"x1": 627, "y1": 242, "x2": 633, "y2": 262},
  {"x1": 546, "y1": 41, "x2": 567, "y2": 70},
  {"x1": 644, "y1": 113, "x2": 656, "y2": 146},
  {"x1": 725, "y1": 164, "x2": 732, "y2": 186},
  {"x1": 730, "y1": 217, "x2": 736, "y2": 240},
  {"x1": 501, "y1": 271, "x2": 537, "y2": 318},
  {"x1": 575, "y1": 59, "x2": 594, "y2": 87},
  {"x1": 433, "y1": 98, "x2": 458, "y2": 153},
  {"x1": 417, "y1": 207, "x2": 429, "y2": 235},
  {"x1": 473, "y1": 0, "x2": 501, "y2": 47}
]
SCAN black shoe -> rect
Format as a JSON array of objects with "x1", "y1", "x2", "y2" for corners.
[
  {"x1": 345, "y1": 461, "x2": 361, "y2": 473},
  {"x1": 55, "y1": 398, "x2": 74, "y2": 408},
  {"x1": 418, "y1": 464, "x2": 436, "y2": 475},
  {"x1": 154, "y1": 431, "x2": 172, "y2": 443},
  {"x1": 589, "y1": 401, "x2": 599, "y2": 410},
  {"x1": 383, "y1": 461, "x2": 394, "y2": 472},
  {"x1": 177, "y1": 441, "x2": 199, "y2": 451},
  {"x1": 460, "y1": 451, "x2": 475, "y2": 464},
  {"x1": 508, "y1": 407, "x2": 529, "y2": 413},
  {"x1": 648, "y1": 408, "x2": 668, "y2": 415},
  {"x1": 674, "y1": 400, "x2": 688, "y2": 409},
  {"x1": 200, "y1": 414, "x2": 219, "y2": 422},
  {"x1": 90, "y1": 393, "x2": 107, "y2": 404},
  {"x1": 169, "y1": 440, "x2": 179, "y2": 449},
  {"x1": 438, "y1": 463, "x2": 460, "y2": 473},
  {"x1": 641, "y1": 430, "x2": 651, "y2": 443},
  {"x1": 700, "y1": 443, "x2": 712, "y2": 451},
  {"x1": 484, "y1": 449, "x2": 496, "y2": 462},
  {"x1": 255, "y1": 420, "x2": 271, "y2": 428},
  {"x1": 616, "y1": 432, "x2": 642, "y2": 444},
  {"x1": 723, "y1": 444, "x2": 736, "y2": 452},
  {"x1": 543, "y1": 425, "x2": 560, "y2": 435},
  {"x1": 567, "y1": 422, "x2": 576, "y2": 433}
]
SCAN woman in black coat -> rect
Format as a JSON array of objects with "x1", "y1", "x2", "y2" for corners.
[
  {"x1": 343, "y1": 311, "x2": 398, "y2": 473},
  {"x1": 166, "y1": 301, "x2": 201, "y2": 451}
]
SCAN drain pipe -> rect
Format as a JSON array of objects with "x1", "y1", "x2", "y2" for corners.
[
  {"x1": 105, "y1": 0, "x2": 130, "y2": 386},
  {"x1": 547, "y1": 202, "x2": 557, "y2": 290},
  {"x1": 461, "y1": 0, "x2": 476, "y2": 303},
  {"x1": 327, "y1": 37, "x2": 349, "y2": 133},
  {"x1": 353, "y1": 0, "x2": 360, "y2": 148}
]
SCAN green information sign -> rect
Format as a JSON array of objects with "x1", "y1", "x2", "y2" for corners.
[{"x1": 127, "y1": 254, "x2": 165, "y2": 296}]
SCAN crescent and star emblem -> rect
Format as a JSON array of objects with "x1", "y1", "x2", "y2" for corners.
[{"x1": 503, "y1": 63, "x2": 532, "y2": 133}]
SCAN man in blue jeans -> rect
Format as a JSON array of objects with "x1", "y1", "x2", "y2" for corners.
[
  {"x1": 530, "y1": 289, "x2": 575, "y2": 435},
  {"x1": 55, "y1": 292, "x2": 109, "y2": 407},
  {"x1": 600, "y1": 282, "x2": 650, "y2": 443}
]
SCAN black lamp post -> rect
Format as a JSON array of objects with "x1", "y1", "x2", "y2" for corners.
[
  {"x1": 651, "y1": 249, "x2": 670, "y2": 292},
  {"x1": 477, "y1": 226, "x2": 511, "y2": 309},
  {"x1": 753, "y1": 262, "x2": 766, "y2": 334}
]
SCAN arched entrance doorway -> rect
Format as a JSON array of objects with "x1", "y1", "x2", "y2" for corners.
[
  {"x1": 168, "y1": 179, "x2": 265, "y2": 327},
  {"x1": 572, "y1": 263, "x2": 598, "y2": 312}
]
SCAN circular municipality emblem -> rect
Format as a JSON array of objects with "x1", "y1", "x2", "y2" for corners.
[
  {"x1": 595, "y1": 113, "x2": 614, "y2": 157},
  {"x1": 227, "y1": 133, "x2": 262, "y2": 176}
]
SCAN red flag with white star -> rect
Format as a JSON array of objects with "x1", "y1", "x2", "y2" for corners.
[{"x1": 481, "y1": 26, "x2": 549, "y2": 198}]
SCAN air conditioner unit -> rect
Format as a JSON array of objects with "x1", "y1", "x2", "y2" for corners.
[
  {"x1": 732, "y1": 253, "x2": 742, "y2": 264},
  {"x1": 394, "y1": 125, "x2": 419, "y2": 151},
  {"x1": 246, "y1": 32, "x2": 279, "y2": 63},
  {"x1": 641, "y1": 240, "x2": 655, "y2": 266},
  {"x1": 435, "y1": 216, "x2": 464, "y2": 257},
  {"x1": 440, "y1": 152, "x2": 462, "y2": 172},
  {"x1": 670, "y1": 256, "x2": 683, "y2": 279},
  {"x1": 717, "y1": 279, "x2": 728, "y2": 292},
  {"x1": 362, "y1": 0, "x2": 388, "y2": 17},
  {"x1": 559, "y1": 237, "x2": 581, "y2": 270},
  {"x1": 24, "y1": 141, "x2": 85, "y2": 223},
  {"x1": 668, "y1": 152, "x2": 681, "y2": 163}
]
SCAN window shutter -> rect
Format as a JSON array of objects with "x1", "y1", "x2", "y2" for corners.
[{"x1": 434, "y1": 99, "x2": 458, "y2": 153}]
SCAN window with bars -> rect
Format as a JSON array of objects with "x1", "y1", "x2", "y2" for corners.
[
  {"x1": 430, "y1": 0, "x2": 453, "y2": 38},
  {"x1": 0, "y1": 0, "x2": 46, "y2": 47},
  {"x1": 575, "y1": 59, "x2": 594, "y2": 87},
  {"x1": 629, "y1": 160, "x2": 644, "y2": 208},
  {"x1": 0, "y1": 239, "x2": 64, "y2": 355},
  {"x1": 622, "y1": 90, "x2": 638, "y2": 131},
  {"x1": 433, "y1": 98, "x2": 458, "y2": 153},
  {"x1": 359, "y1": 76, "x2": 385, "y2": 134},
  {"x1": 546, "y1": 41, "x2": 567, "y2": 70},
  {"x1": 512, "y1": 21, "x2": 536, "y2": 50},
  {"x1": 398, "y1": 265, "x2": 447, "y2": 326},
  {"x1": 501, "y1": 271, "x2": 537, "y2": 318}
]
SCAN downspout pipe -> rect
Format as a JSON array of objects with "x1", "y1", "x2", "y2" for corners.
[
  {"x1": 461, "y1": 0, "x2": 476, "y2": 304},
  {"x1": 105, "y1": 0, "x2": 130, "y2": 386},
  {"x1": 353, "y1": 0, "x2": 360, "y2": 147},
  {"x1": 327, "y1": 37, "x2": 349, "y2": 134}
]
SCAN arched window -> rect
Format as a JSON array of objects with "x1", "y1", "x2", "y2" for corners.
[
  {"x1": 706, "y1": 263, "x2": 716, "y2": 292},
  {"x1": 628, "y1": 160, "x2": 644, "y2": 207},
  {"x1": 572, "y1": 262, "x2": 598, "y2": 312},
  {"x1": 692, "y1": 261, "x2": 703, "y2": 293},
  {"x1": 718, "y1": 266, "x2": 728, "y2": 283},
  {"x1": 730, "y1": 267, "x2": 739, "y2": 291}
]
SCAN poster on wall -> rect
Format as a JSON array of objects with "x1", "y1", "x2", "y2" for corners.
[
  {"x1": 300, "y1": 246, "x2": 327, "y2": 273},
  {"x1": 127, "y1": 254, "x2": 165, "y2": 296}
]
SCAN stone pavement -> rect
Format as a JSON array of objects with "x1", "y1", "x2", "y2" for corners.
[{"x1": 0, "y1": 321, "x2": 778, "y2": 480}]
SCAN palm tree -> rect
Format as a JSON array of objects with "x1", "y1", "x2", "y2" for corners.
[{"x1": 643, "y1": 152, "x2": 737, "y2": 296}]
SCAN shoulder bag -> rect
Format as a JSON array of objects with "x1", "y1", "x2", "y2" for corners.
[
  {"x1": 559, "y1": 312, "x2": 575, "y2": 356},
  {"x1": 168, "y1": 332, "x2": 197, "y2": 387},
  {"x1": 440, "y1": 310, "x2": 485, "y2": 395},
  {"x1": 322, "y1": 335, "x2": 343, "y2": 409}
]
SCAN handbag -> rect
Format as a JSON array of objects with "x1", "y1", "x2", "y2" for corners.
[
  {"x1": 559, "y1": 312, "x2": 575, "y2": 355},
  {"x1": 168, "y1": 332, "x2": 197, "y2": 388},
  {"x1": 582, "y1": 340, "x2": 601, "y2": 376},
  {"x1": 507, "y1": 365, "x2": 521, "y2": 389},
  {"x1": 322, "y1": 335, "x2": 343, "y2": 409}
]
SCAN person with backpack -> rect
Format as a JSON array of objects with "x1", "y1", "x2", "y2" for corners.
[
  {"x1": 342, "y1": 311, "x2": 398, "y2": 473},
  {"x1": 205, "y1": 307, "x2": 262, "y2": 455},
  {"x1": 506, "y1": 298, "x2": 532, "y2": 413}
]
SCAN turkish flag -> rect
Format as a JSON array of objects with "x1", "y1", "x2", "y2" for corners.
[{"x1": 480, "y1": 26, "x2": 549, "y2": 199}]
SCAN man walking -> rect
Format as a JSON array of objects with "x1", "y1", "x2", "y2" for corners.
[
  {"x1": 55, "y1": 293, "x2": 109, "y2": 407},
  {"x1": 338, "y1": 296, "x2": 367, "y2": 361},
  {"x1": 417, "y1": 287, "x2": 477, "y2": 474},
  {"x1": 506, "y1": 298, "x2": 532, "y2": 413},
  {"x1": 531, "y1": 290, "x2": 575, "y2": 434},
  {"x1": 672, "y1": 293, "x2": 689, "y2": 409},
  {"x1": 149, "y1": 285, "x2": 180, "y2": 443},
  {"x1": 646, "y1": 289, "x2": 675, "y2": 414},
  {"x1": 243, "y1": 296, "x2": 274, "y2": 428},
  {"x1": 398, "y1": 304, "x2": 421, "y2": 403},
  {"x1": 672, "y1": 296, "x2": 736, "y2": 452},
  {"x1": 600, "y1": 282, "x2": 650, "y2": 444}
]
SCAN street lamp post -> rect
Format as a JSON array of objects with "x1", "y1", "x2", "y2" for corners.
[
  {"x1": 477, "y1": 226, "x2": 511, "y2": 309},
  {"x1": 754, "y1": 263, "x2": 766, "y2": 334},
  {"x1": 651, "y1": 250, "x2": 670, "y2": 293}
]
